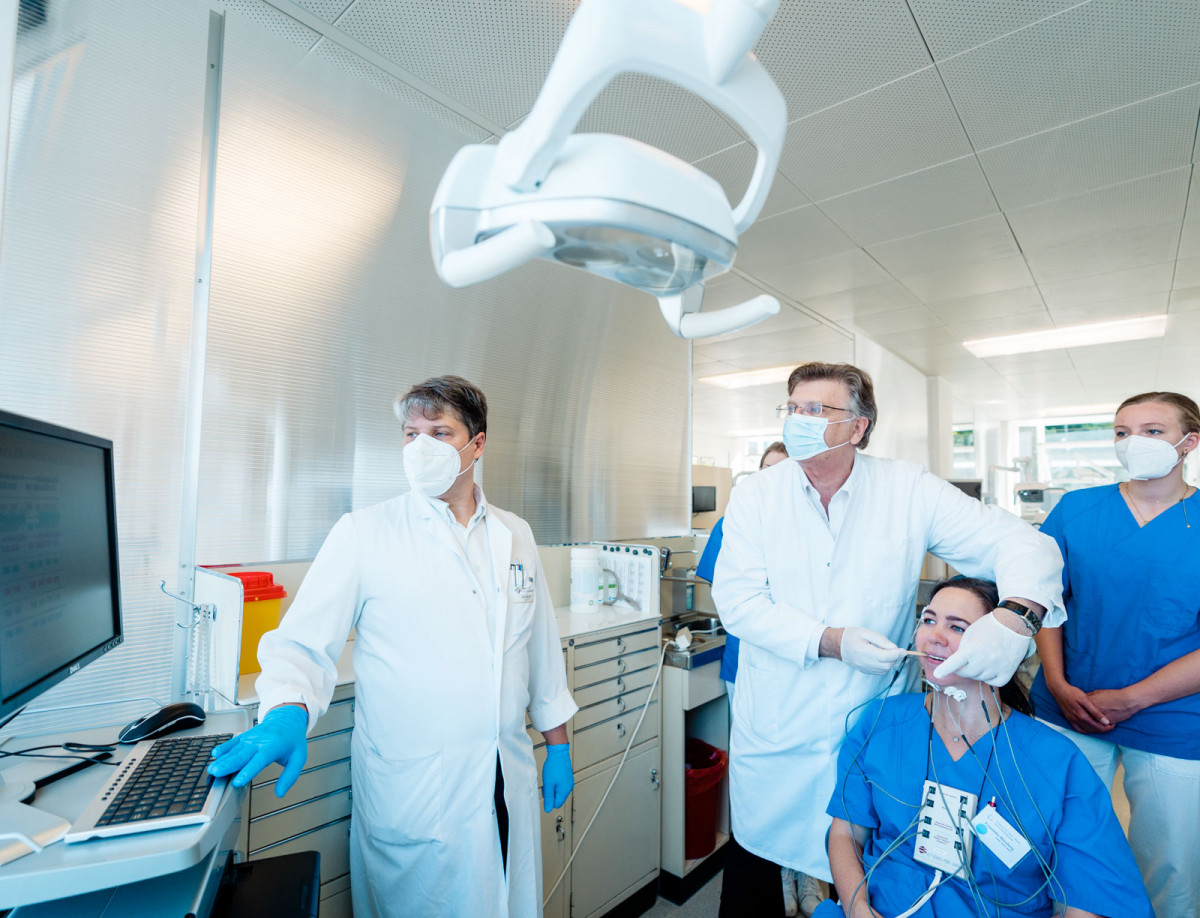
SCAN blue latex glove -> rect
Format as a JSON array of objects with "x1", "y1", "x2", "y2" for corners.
[
  {"x1": 542, "y1": 743, "x2": 574, "y2": 813},
  {"x1": 208, "y1": 704, "x2": 308, "y2": 797}
]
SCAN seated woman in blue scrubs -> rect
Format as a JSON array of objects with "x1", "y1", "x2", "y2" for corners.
[
  {"x1": 818, "y1": 577, "x2": 1151, "y2": 918},
  {"x1": 1031, "y1": 391, "x2": 1200, "y2": 918}
]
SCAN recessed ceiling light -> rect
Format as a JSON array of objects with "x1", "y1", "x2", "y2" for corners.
[
  {"x1": 697, "y1": 364, "x2": 794, "y2": 389},
  {"x1": 963, "y1": 315, "x2": 1167, "y2": 358}
]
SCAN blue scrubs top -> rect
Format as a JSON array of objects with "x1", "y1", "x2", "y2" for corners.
[
  {"x1": 1029, "y1": 484, "x2": 1200, "y2": 758},
  {"x1": 827, "y1": 694, "x2": 1152, "y2": 918},
  {"x1": 697, "y1": 517, "x2": 739, "y2": 683}
]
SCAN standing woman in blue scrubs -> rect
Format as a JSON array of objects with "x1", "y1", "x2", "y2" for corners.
[{"x1": 1030, "y1": 391, "x2": 1200, "y2": 918}]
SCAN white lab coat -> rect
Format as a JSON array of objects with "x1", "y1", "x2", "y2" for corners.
[
  {"x1": 711, "y1": 454, "x2": 1064, "y2": 881},
  {"x1": 255, "y1": 488, "x2": 577, "y2": 918}
]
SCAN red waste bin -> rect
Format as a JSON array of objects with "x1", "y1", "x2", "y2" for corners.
[{"x1": 684, "y1": 738, "x2": 728, "y2": 860}]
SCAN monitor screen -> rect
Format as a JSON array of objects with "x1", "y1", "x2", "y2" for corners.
[
  {"x1": 948, "y1": 479, "x2": 983, "y2": 501},
  {"x1": 692, "y1": 485, "x2": 717, "y2": 514},
  {"x1": 0, "y1": 410, "x2": 122, "y2": 722}
]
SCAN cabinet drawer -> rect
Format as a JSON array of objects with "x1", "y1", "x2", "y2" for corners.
[
  {"x1": 312, "y1": 699, "x2": 354, "y2": 738},
  {"x1": 573, "y1": 701, "x2": 659, "y2": 771},
  {"x1": 250, "y1": 787, "x2": 352, "y2": 851},
  {"x1": 320, "y1": 886, "x2": 353, "y2": 918},
  {"x1": 251, "y1": 760, "x2": 352, "y2": 817},
  {"x1": 573, "y1": 628, "x2": 659, "y2": 668},
  {"x1": 574, "y1": 648, "x2": 657, "y2": 688},
  {"x1": 255, "y1": 729, "x2": 352, "y2": 786},
  {"x1": 253, "y1": 816, "x2": 351, "y2": 885},
  {"x1": 574, "y1": 684, "x2": 657, "y2": 731},
  {"x1": 572, "y1": 665, "x2": 657, "y2": 709}
]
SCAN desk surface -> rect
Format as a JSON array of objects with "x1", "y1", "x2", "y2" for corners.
[{"x1": 0, "y1": 709, "x2": 249, "y2": 910}]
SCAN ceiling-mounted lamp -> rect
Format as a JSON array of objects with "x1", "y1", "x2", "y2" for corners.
[
  {"x1": 429, "y1": 0, "x2": 787, "y2": 339},
  {"x1": 963, "y1": 315, "x2": 1168, "y2": 358}
]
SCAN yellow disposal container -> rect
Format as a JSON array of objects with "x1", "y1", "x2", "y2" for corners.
[{"x1": 230, "y1": 571, "x2": 287, "y2": 675}]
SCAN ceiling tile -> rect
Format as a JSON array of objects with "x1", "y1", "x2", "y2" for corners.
[
  {"x1": 695, "y1": 143, "x2": 810, "y2": 219},
  {"x1": 757, "y1": 250, "x2": 892, "y2": 301},
  {"x1": 848, "y1": 306, "x2": 945, "y2": 337},
  {"x1": 907, "y1": 0, "x2": 1082, "y2": 60},
  {"x1": 1025, "y1": 223, "x2": 1183, "y2": 286},
  {"x1": 801, "y1": 281, "x2": 926, "y2": 321},
  {"x1": 818, "y1": 157, "x2": 999, "y2": 246},
  {"x1": 734, "y1": 205, "x2": 857, "y2": 275},
  {"x1": 1172, "y1": 256, "x2": 1200, "y2": 289},
  {"x1": 1048, "y1": 291, "x2": 1170, "y2": 327},
  {"x1": 902, "y1": 255, "x2": 1034, "y2": 302},
  {"x1": 778, "y1": 68, "x2": 971, "y2": 200},
  {"x1": 867, "y1": 215, "x2": 1019, "y2": 277},
  {"x1": 945, "y1": 310, "x2": 1055, "y2": 341},
  {"x1": 978, "y1": 87, "x2": 1200, "y2": 210},
  {"x1": 1169, "y1": 284, "x2": 1200, "y2": 312},
  {"x1": 1179, "y1": 170, "x2": 1200, "y2": 258},
  {"x1": 938, "y1": 0, "x2": 1200, "y2": 149},
  {"x1": 925, "y1": 286, "x2": 1046, "y2": 322},
  {"x1": 294, "y1": 0, "x2": 356, "y2": 22},
  {"x1": 1039, "y1": 263, "x2": 1175, "y2": 310},
  {"x1": 754, "y1": 0, "x2": 932, "y2": 120}
]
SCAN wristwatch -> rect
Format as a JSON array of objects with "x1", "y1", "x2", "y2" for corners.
[{"x1": 998, "y1": 599, "x2": 1042, "y2": 636}]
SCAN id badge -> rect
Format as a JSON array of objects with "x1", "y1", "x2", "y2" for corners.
[
  {"x1": 510, "y1": 563, "x2": 535, "y2": 603},
  {"x1": 972, "y1": 799, "x2": 1032, "y2": 870}
]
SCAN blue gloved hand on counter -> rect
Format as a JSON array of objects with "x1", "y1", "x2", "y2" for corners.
[
  {"x1": 208, "y1": 704, "x2": 308, "y2": 797},
  {"x1": 542, "y1": 743, "x2": 574, "y2": 812}
]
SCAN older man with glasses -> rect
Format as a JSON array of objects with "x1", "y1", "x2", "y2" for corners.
[{"x1": 711, "y1": 362, "x2": 1065, "y2": 917}]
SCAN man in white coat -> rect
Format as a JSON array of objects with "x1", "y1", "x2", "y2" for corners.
[
  {"x1": 208, "y1": 376, "x2": 578, "y2": 918},
  {"x1": 711, "y1": 362, "x2": 1065, "y2": 917}
]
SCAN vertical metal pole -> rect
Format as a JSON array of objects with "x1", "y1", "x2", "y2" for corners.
[
  {"x1": 173, "y1": 10, "x2": 225, "y2": 701},
  {"x1": 0, "y1": 0, "x2": 20, "y2": 253}
]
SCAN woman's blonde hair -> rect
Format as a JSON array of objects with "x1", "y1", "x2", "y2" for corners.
[{"x1": 1116, "y1": 391, "x2": 1200, "y2": 436}]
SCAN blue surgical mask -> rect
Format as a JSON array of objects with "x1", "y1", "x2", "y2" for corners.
[{"x1": 782, "y1": 414, "x2": 856, "y2": 461}]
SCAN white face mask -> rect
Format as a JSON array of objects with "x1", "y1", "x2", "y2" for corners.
[
  {"x1": 782, "y1": 414, "x2": 856, "y2": 461},
  {"x1": 403, "y1": 433, "x2": 476, "y2": 497},
  {"x1": 1114, "y1": 434, "x2": 1187, "y2": 480}
]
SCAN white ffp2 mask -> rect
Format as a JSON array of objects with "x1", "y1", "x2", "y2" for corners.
[
  {"x1": 403, "y1": 433, "x2": 476, "y2": 497},
  {"x1": 1114, "y1": 434, "x2": 1187, "y2": 480}
]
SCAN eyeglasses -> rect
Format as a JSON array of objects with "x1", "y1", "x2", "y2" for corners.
[{"x1": 776, "y1": 402, "x2": 854, "y2": 419}]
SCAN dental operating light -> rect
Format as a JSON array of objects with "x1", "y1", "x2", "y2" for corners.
[{"x1": 429, "y1": 0, "x2": 787, "y2": 339}]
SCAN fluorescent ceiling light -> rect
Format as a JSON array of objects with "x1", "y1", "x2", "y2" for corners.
[
  {"x1": 963, "y1": 315, "x2": 1167, "y2": 358},
  {"x1": 697, "y1": 364, "x2": 794, "y2": 388}
]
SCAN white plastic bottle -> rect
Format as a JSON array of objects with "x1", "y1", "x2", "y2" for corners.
[{"x1": 570, "y1": 546, "x2": 603, "y2": 612}]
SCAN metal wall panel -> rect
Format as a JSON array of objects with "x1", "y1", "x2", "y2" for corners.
[
  {"x1": 193, "y1": 9, "x2": 690, "y2": 565},
  {"x1": 0, "y1": 0, "x2": 208, "y2": 733}
]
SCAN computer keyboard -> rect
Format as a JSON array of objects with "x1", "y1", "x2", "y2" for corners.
[{"x1": 65, "y1": 733, "x2": 233, "y2": 843}]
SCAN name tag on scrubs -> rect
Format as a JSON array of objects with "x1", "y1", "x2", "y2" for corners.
[
  {"x1": 972, "y1": 801, "x2": 1032, "y2": 870},
  {"x1": 510, "y1": 563, "x2": 535, "y2": 603}
]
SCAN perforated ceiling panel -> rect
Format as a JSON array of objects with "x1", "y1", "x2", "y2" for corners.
[
  {"x1": 693, "y1": 143, "x2": 809, "y2": 219},
  {"x1": 754, "y1": 0, "x2": 930, "y2": 120},
  {"x1": 336, "y1": 0, "x2": 575, "y2": 128},
  {"x1": 939, "y1": 0, "x2": 1200, "y2": 149},
  {"x1": 866, "y1": 214, "x2": 1020, "y2": 278},
  {"x1": 977, "y1": 86, "x2": 1200, "y2": 211},
  {"x1": 313, "y1": 38, "x2": 491, "y2": 141},
  {"x1": 734, "y1": 204, "x2": 857, "y2": 275},
  {"x1": 225, "y1": 0, "x2": 321, "y2": 50},
  {"x1": 293, "y1": 0, "x2": 355, "y2": 22},
  {"x1": 906, "y1": 0, "x2": 1082, "y2": 60},
  {"x1": 779, "y1": 67, "x2": 971, "y2": 201}
]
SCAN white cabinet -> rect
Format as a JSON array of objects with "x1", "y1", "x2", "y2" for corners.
[{"x1": 240, "y1": 684, "x2": 354, "y2": 918}]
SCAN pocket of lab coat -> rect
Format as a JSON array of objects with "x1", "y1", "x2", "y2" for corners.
[
  {"x1": 353, "y1": 745, "x2": 444, "y2": 845},
  {"x1": 741, "y1": 656, "x2": 780, "y2": 739}
]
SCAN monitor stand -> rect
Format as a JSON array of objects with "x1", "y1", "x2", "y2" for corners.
[{"x1": 0, "y1": 777, "x2": 70, "y2": 867}]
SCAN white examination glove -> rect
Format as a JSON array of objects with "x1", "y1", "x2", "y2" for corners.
[
  {"x1": 840, "y1": 627, "x2": 905, "y2": 675},
  {"x1": 933, "y1": 611, "x2": 1032, "y2": 686}
]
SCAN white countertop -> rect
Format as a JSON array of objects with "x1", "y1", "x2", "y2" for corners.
[{"x1": 236, "y1": 640, "x2": 356, "y2": 706}]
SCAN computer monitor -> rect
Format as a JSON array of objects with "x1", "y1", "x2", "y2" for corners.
[
  {"x1": 948, "y1": 478, "x2": 983, "y2": 501},
  {"x1": 691, "y1": 485, "x2": 717, "y2": 514},
  {"x1": 0, "y1": 409, "x2": 123, "y2": 730}
]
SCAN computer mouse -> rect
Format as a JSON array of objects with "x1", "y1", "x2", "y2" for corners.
[{"x1": 118, "y1": 702, "x2": 206, "y2": 744}]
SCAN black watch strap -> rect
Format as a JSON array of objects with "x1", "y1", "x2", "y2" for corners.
[{"x1": 998, "y1": 599, "x2": 1042, "y2": 636}]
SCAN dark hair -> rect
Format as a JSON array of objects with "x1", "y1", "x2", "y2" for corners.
[
  {"x1": 394, "y1": 375, "x2": 488, "y2": 438},
  {"x1": 760, "y1": 441, "x2": 786, "y2": 468},
  {"x1": 1116, "y1": 391, "x2": 1200, "y2": 437},
  {"x1": 928, "y1": 576, "x2": 1033, "y2": 717},
  {"x1": 785, "y1": 362, "x2": 878, "y2": 449}
]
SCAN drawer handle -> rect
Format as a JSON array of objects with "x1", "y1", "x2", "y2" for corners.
[
  {"x1": 556, "y1": 815, "x2": 566, "y2": 841},
  {"x1": 615, "y1": 676, "x2": 625, "y2": 691},
  {"x1": 616, "y1": 697, "x2": 626, "y2": 713},
  {"x1": 616, "y1": 659, "x2": 626, "y2": 674},
  {"x1": 650, "y1": 768, "x2": 660, "y2": 791},
  {"x1": 616, "y1": 722, "x2": 626, "y2": 739},
  {"x1": 616, "y1": 636, "x2": 626, "y2": 652}
]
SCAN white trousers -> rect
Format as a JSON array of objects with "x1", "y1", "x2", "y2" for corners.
[{"x1": 1040, "y1": 719, "x2": 1200, "y2": 918}]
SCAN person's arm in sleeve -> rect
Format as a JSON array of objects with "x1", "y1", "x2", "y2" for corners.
[
  {"x1": 922, "y1": 474, "x2": 1065, "y2": 683},
  {"x1": 711, "y1": 480, "x2": 826, "y2": 667},
  {"x1": 713, "y1": 483, "x2": 900, "y2": 673},
  {"x1": 826, "y1": 701, "x2": 885, "y2": 917},
  {"x1": 525, "y1": 542, "x2": 578, "y2": 812},
  {"x1": 695, "y1": 517, "x2": 723, "y2": 584}
]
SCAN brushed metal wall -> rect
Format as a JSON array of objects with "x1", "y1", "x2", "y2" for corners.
[{"x1": 0, "y1": 1, "x2": 689, "y2": 728}]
